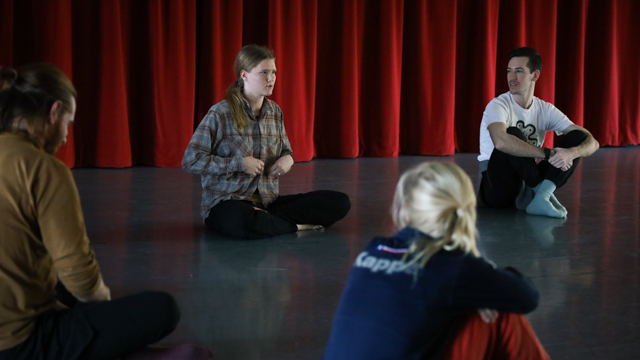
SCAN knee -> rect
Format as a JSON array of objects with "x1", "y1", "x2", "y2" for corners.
[
  {"x1": 142, "y1": 291, "x2": 180, "y2": 330},
  {"x1": 328, "y1": 191, "x2": 351, "y2": 218},
  {"x1": 206, "y1": 203, "x2": 252, "y2": 238},
  {"x1": 558, "y1": 129, "x2": 588, "y2": 148},
  {"x1": 506, "y1": 127, "x2": 527, "y2": 141}
]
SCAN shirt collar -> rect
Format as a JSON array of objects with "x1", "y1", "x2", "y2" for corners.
[
  {"x1": 394, "y1": 227, "x2": 437, "y2": 242},
  {"x1": 241, "y1": 97, "x2": 272, "y2": 116}
]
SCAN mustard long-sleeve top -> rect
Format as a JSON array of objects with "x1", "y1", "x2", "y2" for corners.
[{"x1": 0, "y1": 133, "x2": 104, "y2": 350}]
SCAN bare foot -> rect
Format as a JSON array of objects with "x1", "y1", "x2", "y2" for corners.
[{"x1": 297, "y1": 224, "x2": 323, "y2": 231}]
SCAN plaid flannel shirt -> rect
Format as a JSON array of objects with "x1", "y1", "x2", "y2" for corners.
[{"x1": 182, "y1": 98, "x2": 293, "y2": 219}]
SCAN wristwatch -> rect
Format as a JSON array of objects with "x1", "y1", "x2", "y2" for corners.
[{"x1": 543, "y1": 148, "x2": 551, "y2": 161}]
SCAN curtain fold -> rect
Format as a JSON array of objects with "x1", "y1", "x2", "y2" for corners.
[
  {"x1": 314, "y1": 0, "x2": 361, "y2": 158},
  {"x1": 7, "y1": 0, "x2": 76, "y2": 167},
  {"x1": 0, "y1": 0, "x2": 638, "y2": 168},
  {"x1": 195, "y1": 0, "x2": 243, "y2": 124},
  {"x1": 269, "y1": 0, "x2": 318, "y2": 161},
  {"x1": 453, "y1": 0, "x2": 500, "y2": 153},
  {"x1": 357, "y1": 0, "x2": 404, "y2": 157},
  {"x1": 555, "y1": 0, "x2": 588, "y2": 129},
  {"x1": 148, "y1": 0, "x2": 197, "y2": 167},
  {"x1": 400, "y1": 0, "x2": 457, "y2": 155},
  {"x1": 0, "y1": 1, "x2": 14, "y2": 78},
  {"x1": 73, "y1": 1, "x2": 132, "y2": 167}
]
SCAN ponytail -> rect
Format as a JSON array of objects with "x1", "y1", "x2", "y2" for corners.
[
  {"x1": 224, "y1": 80, "x2": 250, "y2": 131},
  {"x1": 392, "y1": 162, "x2": 479, "y2": 268},
  {"x1": 0, "y1": 67, "x2": 18, "y2": 90}
]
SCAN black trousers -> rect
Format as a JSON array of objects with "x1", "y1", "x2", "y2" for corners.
[
  {"x1": 0, "y1": 291, "x2": 180, "y2": 360},
  {"x1": 480, "y1": 128, "x2": 588, "y2": 208},
  {"x1": 205, "y1": 190, "x2": 351, "y2": 239}
]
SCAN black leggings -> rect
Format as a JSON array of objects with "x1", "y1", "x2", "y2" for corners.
[
  {"x1": 205, "y1": 190, "x2": 351, "y2": 239},
  {"x1": 0, "y1": 291, "x2": 179, "y2": 360},
  {"x1": 480, "y1": 128, "x2": 588, "y2": 208}
]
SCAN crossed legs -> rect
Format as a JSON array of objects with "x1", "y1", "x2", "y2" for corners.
[
  {"x1": 480, "y1": 128, "x2": 587, "y2": 218},
  {"x1": 0, "y1": 291, "x2": 180, "y2": 360},
  {"x1": 205, "y1": 190, "x2": 351, "y2": 239}
]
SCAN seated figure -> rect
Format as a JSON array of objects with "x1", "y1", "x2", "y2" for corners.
[
  {"x1": 183, "y1": 45, "x2": 350, "y2": 239},
  {"x1": 324, "y1": 162, "x2": 550, "y2": 360},
  {"x1": 0, "y1": 64, "x2": 210, "y2": 360}
]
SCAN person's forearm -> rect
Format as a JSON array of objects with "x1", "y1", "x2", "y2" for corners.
[
  {"x1": 495, "y1": 133, "x2": 546, "y2": 159},
  {"x1": 182, "y1": 149, "x2": 245, "y2": 176},
  {"x1": 280, "y1": 154, "x2": 294, "y2": 163}
]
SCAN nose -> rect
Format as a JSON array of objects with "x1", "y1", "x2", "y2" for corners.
[{"x1": 267, "y1": 73, "x2": 275, "y2": 82}]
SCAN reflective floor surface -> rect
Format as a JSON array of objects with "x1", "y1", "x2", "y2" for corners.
[{"x1": 72, "y1": 146, "x2": 640, "y2": 360}]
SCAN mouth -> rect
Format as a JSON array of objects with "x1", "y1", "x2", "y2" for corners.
[{"x1": 509, "y1": 82, "x2": 519, "y2": 87}]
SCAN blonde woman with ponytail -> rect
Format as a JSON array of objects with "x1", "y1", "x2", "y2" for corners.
[
  {"x1": 183, "y1": 45, "x2": 350, "y2": 239},
  {"x1": 324, "y1": 162, "x2": 550, "y2": 360}
]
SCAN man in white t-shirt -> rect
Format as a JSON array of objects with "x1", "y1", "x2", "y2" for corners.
[{"x1": 478, "y1": 47, "x2": 599, "y2": 218}]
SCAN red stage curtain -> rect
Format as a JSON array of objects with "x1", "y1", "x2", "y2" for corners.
[
  {"x1": 401, "y1": 0, "x2": 457, "y2": 155},
  {"x1": 269, "y1": 0, "x2": 319, "y2": 160},
  {"x1": 1, "y1": 0, "x2": 76, "y2": 167},
  {"x1": 453, "y1": 0, "x2": 500, "y2": 153},
  {"x1": 1, "y1": 0, "x2": 638, "y2": 168},
  {"x1": 314, "y1": 0, "x2": 361, "y2": 158},
  {"x1": 195, "y1": 0, "x2": 244, "y2": 124}
]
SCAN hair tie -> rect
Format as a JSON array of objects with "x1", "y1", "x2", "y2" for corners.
[{"x1": 0, "y1": 68, "x2": 18, "y2": 90}]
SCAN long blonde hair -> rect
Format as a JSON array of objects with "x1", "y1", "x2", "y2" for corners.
[
  {"x1": 392, "y1": 162, "x2": 479, "y2": 267},
  {"x1": 224, "y1": 45, "x2": 275, "y2": 131}
]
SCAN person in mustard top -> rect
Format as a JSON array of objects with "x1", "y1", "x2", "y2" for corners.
[{"x1": 0, "y1": 64, "x2": 180, "y2": 360}]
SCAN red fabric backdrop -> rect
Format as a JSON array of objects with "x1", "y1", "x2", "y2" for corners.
[{"x1": 1, "y1": 0, "x2": 638, "y2": 168}]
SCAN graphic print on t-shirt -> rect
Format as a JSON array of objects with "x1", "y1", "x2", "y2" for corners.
[{"x1": 515, "y1": 120, "x2": 537, "y2": 146}]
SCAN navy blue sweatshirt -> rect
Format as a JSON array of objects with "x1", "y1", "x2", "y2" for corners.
[{"x1": 324, "y1": 227, "x2": 539, "y2": 360}]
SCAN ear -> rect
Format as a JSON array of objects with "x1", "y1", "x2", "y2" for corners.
[
  {"x1": 240, "y1": 69, "x2": 248, "y2": 82},
  {"x1": 48, "y1": 100, "x2": 63, "y2": 125},
  {"x1": 531, "y1": 69, "x2": 540, "y2": 82}
]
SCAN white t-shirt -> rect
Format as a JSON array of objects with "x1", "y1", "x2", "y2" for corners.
[{"x1": 478, "y1": 92, "x2": 574, "y2": 161}]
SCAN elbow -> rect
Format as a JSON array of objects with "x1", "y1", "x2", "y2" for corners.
[
  {"x1": 519, "y1": 287, "x2": 540, "y2": 313},
  {"x1": 525, "y1": 294, "x2": 539, "y2": 313},
  {"x1": 181, "y1": 154, "x2": 199, "y2": 174},
  {"x1": 181, "y1": 160, "x2": 192, "y2": 173},
  {"x1": 493, "y1": 138, "x2": 507, "y2": 152},
  {"x1": 181, "y1": 159, "x2": 191, "y2": 172}
]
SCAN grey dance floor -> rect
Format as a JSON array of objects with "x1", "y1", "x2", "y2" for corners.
[{"x1": 73, "y1": 146, "x2": 640, "y2": 360}]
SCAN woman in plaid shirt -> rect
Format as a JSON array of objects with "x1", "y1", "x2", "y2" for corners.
[{"x1": 183, "y1": 45, "x2": 350, "y2": 239}]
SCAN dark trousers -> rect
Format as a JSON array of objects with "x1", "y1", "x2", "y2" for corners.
[
  {"x1": 205, "y1": 190, "x2": 351, "y2": 239},
  {"x1": 0, "y1": 291, "x2": 180, "y2": 360},
  {"x1": 480, "y1": 128, "x2": 588, "y2": 208}
]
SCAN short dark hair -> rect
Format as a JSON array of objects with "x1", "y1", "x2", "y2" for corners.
[{"x1": 508, "y1": 47, "x2": 542, "y2": 73}]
